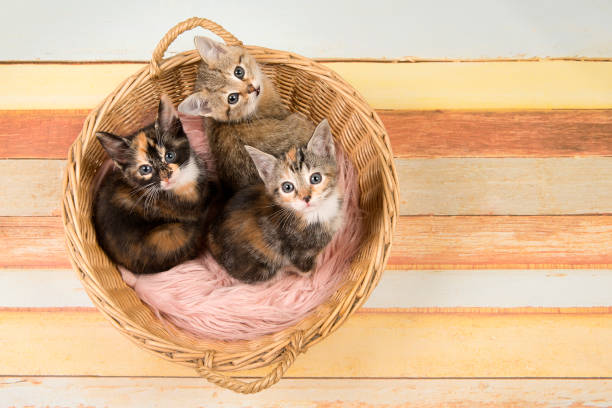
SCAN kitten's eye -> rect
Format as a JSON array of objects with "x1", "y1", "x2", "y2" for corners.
[
  {"x1": 234, "y1": 66, "x2": 245, "y2": 79},
  {"x1": 228, "y1": 93, "x2": 239, "y2": 105},
  {"x1": 165, "y1": 151, "x2": 176, "y2": 163},
  {"x1": 281, "y1": 182, "x2": 294, "y2": 193},
  {"x1": 310, "y1": 172, "x2": 322, "y2": 184},
  {"x1": 138, "y1": 164, "x2": 152, "y2": 175}
]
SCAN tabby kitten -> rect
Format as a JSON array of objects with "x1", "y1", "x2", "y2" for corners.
[
  {"x1": 94, "y1": 95, "x2": 214, "y2": 274},
  {"x1": 208, "y1": 119, "x2": 343, "y2": 283},
  {"x1": 178, "y1": 36, "x2": 314, "y2": 193}
]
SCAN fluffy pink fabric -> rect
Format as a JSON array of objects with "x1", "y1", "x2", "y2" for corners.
[{"x1": 117, "y1": 116, "x2": 362, "y2": 341}]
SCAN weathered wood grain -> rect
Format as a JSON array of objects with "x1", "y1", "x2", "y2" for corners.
[
  {"x1": 396, "y1": 157, "x2": 612, "y2": 215},
  {"x1": 0, "y1": 217, "x2": 68, "y2": 269},
  {"x1": 0, "y1": 160, "x2": 64, "y2": 216},
  {"x1": 380, "y1": 109, "x2": 612, "y2": 158},
  {"x1": 3, "y1": 110, "x2": 612, "y2": 159},
  {"x1": 1, "y1": 310, "x2": 612, "y2": 377},
  {"x1": 0, "y1": 110, "x2": 85, "y2": 159},
  {"x1": 1, "y1": 377, "x2": 610, "y2": 407},
  {"x1": 326, "y1": 61, "x2": 612, "y2": 109},
  {"x1": 391, "y1": 215, "x2": 612, "y2": 268},
  {"x1": 4, "y1": 268, "x2": 612, "y2": 309},
  {"x1": 2, "y1": 62, "x2": 611, "y2": 109},
  {"x1": 6, "y1": 157, "x2": 612, "y2": 216},
  {"x1": 5, "y1": 216, "x2": 612, "y2": 270}
]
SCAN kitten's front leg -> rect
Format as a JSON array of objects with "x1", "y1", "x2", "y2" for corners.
[
  {"x1": 234, "y1": 261, "x2": 278, "y2": 283},
  {"x1": 289, "y1": 252, "x2": 316, "y2": 274}
]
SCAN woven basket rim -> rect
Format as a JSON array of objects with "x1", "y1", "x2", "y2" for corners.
[{"x1": 61, "y1": 17, "x2": 399, "y2": 394}]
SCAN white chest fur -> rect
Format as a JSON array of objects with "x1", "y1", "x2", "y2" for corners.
[{"x1": 302, "y1": 190, "x2": 343, "y2": 230}]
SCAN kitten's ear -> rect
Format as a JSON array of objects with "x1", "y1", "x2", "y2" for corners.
[
  {"x1": 307, "y1": 119, "x2": 335, "y2": 158},
  {"x1": 194, "y1": 36, "x2": 229, "y2": 65},
  {"x1": 96, "y1": 131, "x2": 131, "y2": 165},
  {"x1": 156, "y1": 94, "x2": 180, "y2": 134},
  {"x1": 178, "y1": 93, "x2": 213, "y2": 117},
  {"x1": 245, "y1": 145, "x2": 277, "y2": 184}
]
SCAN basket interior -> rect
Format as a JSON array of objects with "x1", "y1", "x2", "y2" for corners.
[{"x1": 68, "y1": 48, "x2": 393, "y2": 369}]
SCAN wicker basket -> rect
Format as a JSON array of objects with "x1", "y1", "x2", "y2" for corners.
[{"x1": 61, "y1": 17, "x2": 399, "y2": 394}]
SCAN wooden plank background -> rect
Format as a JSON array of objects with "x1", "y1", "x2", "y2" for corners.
[
  {"x1": 2, "y1": 377, "x2": 610, "y2": 408},
  {"x1": 5, "y1": 1, "x2": 612, "y2": 60},
  {"x1": 1, "y1": 59, "x2": 611, "y2": 406}
]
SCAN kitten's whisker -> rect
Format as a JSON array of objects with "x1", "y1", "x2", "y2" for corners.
[
  {"x1": 129, "y1": 182, "x2": 156, "y2": 198},
  {"x1": 129, "y1": 184, "x2": 155, "y2": 214}
]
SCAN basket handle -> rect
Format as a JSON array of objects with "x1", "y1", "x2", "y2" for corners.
[
  {"x1": 150, "y1": 17, "x2": 243, "y2": 78},
  {"x1": 195, "y1": 332, "x2": 303, "y2": 394}
]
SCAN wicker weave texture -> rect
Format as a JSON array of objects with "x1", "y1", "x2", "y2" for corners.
[{"x1": 61, "y1": 17, "x2": 398, "y2": 394}]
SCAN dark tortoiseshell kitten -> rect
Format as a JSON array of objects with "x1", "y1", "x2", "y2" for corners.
[
  {"x1": 208, "y1": 120, "x2": 343, "y2": 283},
  {"x1": 94, "y1": 95, "x2": 215, "y2": 274},
  {"x1": 178, "y1": 36, "x2": 314, "y2": 194}
]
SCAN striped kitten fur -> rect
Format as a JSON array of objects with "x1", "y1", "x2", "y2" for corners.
[
  {"x1": 208, "y1": 119, "x2": 343, "y2": 283},
  {"x1": 94, "y1": 95, "x2": 216, "y2": 274},
  {"x1": 178, "y1": 36, "x2": 314, "y2": 194}
]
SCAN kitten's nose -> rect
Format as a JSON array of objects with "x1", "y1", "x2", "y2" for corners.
[
  {"x1": 303, "y1": 195, "x2": 311, "y2": 203},
  {"x1": 160, "y1": 170, "x2": 171, "y2": 182},
  {"x1": 247, "y1": 84, "x2": 257, "y2": 94}
]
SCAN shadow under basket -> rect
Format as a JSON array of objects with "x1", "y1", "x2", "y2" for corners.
[{"x1": 61, "y1": 17, "x2": 399, "y2": 394}]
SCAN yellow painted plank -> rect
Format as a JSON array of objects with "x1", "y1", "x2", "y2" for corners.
[
  {"x1": 1, "y1": 377, "x2": 611, "y2": 407},
  {"x1": 8, "y1": 157, "x2": 612, "y2": 217},
  {"x1": 0, "y1": 64, "x2": 141, "y2": 110},
  {"x1": 0, "y1": 62, "x2": 611, "y2": 110},
  {"x1": 1, "y1": 310, "x2": 611, "y2": 377},
  {"x1": 327, "y1": 61, "x2": 612, "y2": 109}
]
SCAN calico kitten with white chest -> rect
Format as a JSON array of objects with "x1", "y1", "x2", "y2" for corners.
[
  {"x1": 178, "y1": 36, "x2": 314, "y2": 193},
  {"x1": 208, "y1": 119, "x2": 343, "y2": 283},
  {"x1": 94, "y1": 95, "x2": 215, "y2": 274}
]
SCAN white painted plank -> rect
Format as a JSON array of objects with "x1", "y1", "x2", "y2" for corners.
[
  {"x1": 0, "y1": 377, "x2": 610, "y2": 407},
  {"x1": 2, "y1": 1, "x2": 611, "y2": 60},
  {"x1": 365, "y1": 269, "x2": 612, "y2": 308},
  {"x1": 397, "y1": 157, "x2": 612, "y2": 215},
  {"x1": 3, "y1": 268, "x2": 612, "y2": 309},
  {"x1": 0, "y1": 269, "x2": 90, "y2": 308}
]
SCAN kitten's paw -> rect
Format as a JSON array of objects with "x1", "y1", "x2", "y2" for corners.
[
  {"x1": 119, "y1": 267, "x2": 138, "y2": 286},
  {"x1": 281, "y1": 264, "x2": 313, "y2": 278}
]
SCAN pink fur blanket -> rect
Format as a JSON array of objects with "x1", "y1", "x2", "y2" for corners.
[{"x1": 114, "y1": 115, "x2": 362, "y2": 341}]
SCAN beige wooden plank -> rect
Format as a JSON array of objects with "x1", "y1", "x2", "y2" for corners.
[
  {"x1": 1, "y1": 62, "x2": 612, "y2": 109},
  {"x1": 6, "y1": 157, "x2": 612, "y2": 217},
  {"x1": 4, "y1": 268, "x2": 612, "y2": 309},
  {"x1": 1, "y1": 377, "x2": 610, "y2": 407},
  {"x1": 0, "y1": 160, "x2": 63, "y2": 216},
  {"x1": 396, "y1": 157, "x2": 612, "y2": 215},
  {"x1": 1, "y1": 310, "x2": 611, "y2": 378}
]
